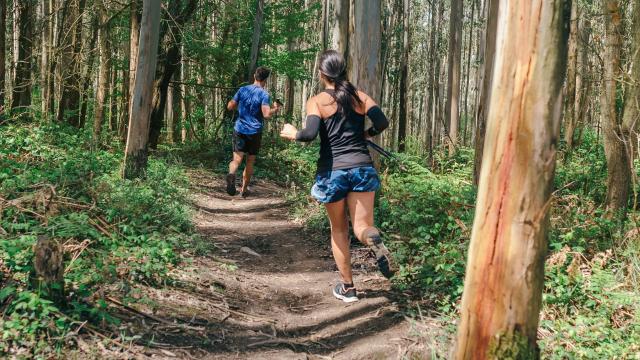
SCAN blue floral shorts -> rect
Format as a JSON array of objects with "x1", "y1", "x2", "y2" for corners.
[{"x1": 311, "y1": 166, "x2": 380, "y2": 204}]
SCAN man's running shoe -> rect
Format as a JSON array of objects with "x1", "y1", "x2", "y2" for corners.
[
  {"x1": 366, "y1": 234, "x2": 396, "y2": 279},
  {"x1": 332, "y1": 282, "x2": 358, "y2": 303},
  {"x1": 226, "y1": 173, "x2": 237, "y2": 196},
  {"x1": 240, "y1": 189, "x2": 250, "y2": 198}
]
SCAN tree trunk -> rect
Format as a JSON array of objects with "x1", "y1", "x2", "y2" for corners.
[
  {"x1": 622, "y1": 0, "x2": 640, "y2": 156},
  {"x1": 128, "y1": 0, "x2": 141, "y2": 118},
  {"x1": 472, "y1": 0, "x2": 498, "y2": 186},
  {"x1": 93, "y1": 0, "x2": 109, "y2": 140},
  {"x1": 348, "y1": 0, "x2": 381, "y2": 163},
  {"x1": 122, "y1": 0, "x2": 161, "y2": 179},
  {"x1": 572, "y1": 15, "x2": 590, "y2": 149},
  {"x1": 0, "y1": 0, "x2": 6, "y2": 110},
  {"x1": 454, "y1": 0, "x2": 569, "y2": 358},
  {"x1": 180, "y1": 54, "x2": 190, "y2": 142},
  {"x1": 462, "y1": 0, "x2": 477, "y2": 147},
  {"x1": 332, "y1": 0, "x2": 349, "y2": 60},
  {"x1": 445, "y1": 0, "x2": 463, "y2": 155},
  {"x1": 284, "y1": 40, "x2": 295, "y2": 115},
  {"x1": 397, "y1": 0, "x2": 409, "y2": 152},
  {"x1": 46, "y1": 0, "x2": 56, "y2": 115},
  {"x1": 601, "y1": 0, "x2": 630, "y2": 212},
  {"x1": 348, "y1": 0, "x2": 382, "y2": 101},
  {"x1": 563, "y1": 0, "x2": 579, "y2": 151},
  {"x1": 247, "y1": 0, "x2": 264, "y2": 81},
  {"x1": 148, "y1": 0, "x2": 197, "y2": 150},
  {"x1": 40, "y1": 0, "x2": 50, "y2": 118},
  {"x1": 11, "y1": 0, "x2": 34, "y2": 111},
  {"x1": 78, "y1": 18, "x2": 98, "y2": 129},
  {"x1": 57, "y1": 0, "x2": 85, "y2": 126}
]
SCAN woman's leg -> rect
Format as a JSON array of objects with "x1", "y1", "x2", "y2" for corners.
[
  {"x1": 347, "y1": 191, "x2": 395, "y2": 278},
  {"x1": 346, "y1": 191, "x2": 378, "y2": 244},
  {"x1": 325, "y1": 199, "x2": 353, "y2": 284}
]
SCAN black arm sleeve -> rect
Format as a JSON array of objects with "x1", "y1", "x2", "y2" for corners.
[
  {"x1": 366, "y1": 106, "x2": 389, "y2": 137},
  {"x1": 295, "y1": 115, "x2": 322, "y2": 142}
]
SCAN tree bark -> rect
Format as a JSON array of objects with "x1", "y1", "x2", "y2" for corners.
[
  {"x1": 0, "y1": 0, "x2": 6, "y2": 111},
  {"x1": 445, "y1": 0, "x2": 463, "y2": 155},
  {"x1": 397, "y1": 0, "x2": 410, "y2": 152},
  {"x1": 332, "y1": 0, "x2": 349, "y2": 60},
  {"x1": 472, "y1": 0, "x2": 498, "y2": 186},
  {"x1": 563, "y1": 0, "x2": 579, "y2": 151},
  {"x1": 462, "y1": 0, "x2": 477, "y2": 146},
  {"x1": 11, "y1": 0, "x2": 34, "y2": 111},
  {"x1": 122, "y1": 0, "x2": 161, "y2": 179},
  {"x1": 93, "y1": 0, "x2": 109, "y2": 140},
  {"x1": 148, "y1": 0, "x2": 197, "y2": 150},
  {"x1": 622, "y1": 0, "x2": 640, "y2": 154},
  {"x1": 78, "y1": 18, "x2": 98, "y2": 129},
  {"x1": 572, "y1": 15, "x2": 590, "y2": 149},
  {"x1": 56, "y1": 0, "x2": 85, "y2": 126},
  {"x1": 348, "y1": 0, "x2": 382, "y2": 163},
  {"x1": 601, "y1": 0, "x2": 630, "y2": 212},
  {"x1": 247, "y1": 0, "x2": 264, "y2": 81},
  {"x1": 454, "y1": 0, "x2": 570, "y2": 358},
  {"x1": 128, "y1": 0, "x2": 141, "y2": 119},
  {"x1": 40, "y1": 0, "x2": 50, "y2": 118}
]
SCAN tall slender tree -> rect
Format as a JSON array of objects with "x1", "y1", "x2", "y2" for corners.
[
  {"x1": 332, "y1": 0, "x2": 349, "y2": 59},
  {"x1": 247, "y1": 0, "x2": 265, "y2": 81},
  {"x1": 93, "y1": 0, "x2": 110, "y2": 140},
  {"x1": 0, "y1": 0, "x2": 6, "y2": 111},
  {"x1": 397, "y1": 0, "x2": 410, "y2": 152},
  {"x1": 122, "y1": 0, "x2": 161, "y2": 179},
  {"x1": 57, "y1": 0, "x2": 86, "y2": 126},
  {"x1": 445, "y1": 0, "x2": 463, "y2": 155},
  {"x1": 600, "y1": 0, "x2": 630, "y2": 211},
  {"x1": 564, "y1": 0, "x2": 580, "y2": 151},
  {"x1": 472, "y1": 0, "x2": 498, "y2": 186},
  {"x1": 11, "y1": 0, "x2": 34, "y2": 111},
  {"x1": 454, "y1": 0, "x2": 570, "y2": 357}
]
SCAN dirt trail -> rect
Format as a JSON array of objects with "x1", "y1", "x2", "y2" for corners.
[{"x1": 118, "y1": 170, "x2": 427, "y2": 359}]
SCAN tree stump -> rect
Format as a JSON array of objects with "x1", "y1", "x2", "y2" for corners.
[{"x1": 30, "y1": 235, "x2": 65, "y2": 304}]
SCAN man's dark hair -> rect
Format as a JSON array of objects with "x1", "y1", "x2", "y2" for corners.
[{"x1": 254, "y1": 66, "x2": 271, "y2": 81}]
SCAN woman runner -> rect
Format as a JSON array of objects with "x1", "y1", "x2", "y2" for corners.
[{"x1": 280, "y1": 50, "x2": 394, "y2": 303}]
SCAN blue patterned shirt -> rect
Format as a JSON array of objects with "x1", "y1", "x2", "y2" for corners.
[{"x1": 232, "y1": 85, "x2": 271, "y2": 135}]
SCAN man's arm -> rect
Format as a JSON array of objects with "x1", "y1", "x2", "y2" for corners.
[
  {"x1": 261, "y1": 99, "x2": 281, "y2": 119},
  {"x1": 227, "y1": 99, "x2": 238, "y2": 111}
]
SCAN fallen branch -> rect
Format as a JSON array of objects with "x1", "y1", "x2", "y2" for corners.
[{"x1": 105, "y1": 296, "x2": 205, "y2": 332}]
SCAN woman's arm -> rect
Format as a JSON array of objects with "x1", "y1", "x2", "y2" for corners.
[
  {"x1": 280, "y1": 97, "x2": 321, "y2": 141},
  {"x1": 358, "y1": 91, "x2": 389, "y2": 137}
]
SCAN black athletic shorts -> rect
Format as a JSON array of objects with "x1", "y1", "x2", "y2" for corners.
[{"x1": 233, "y1": 130, "x2": 263, "y2": 155}]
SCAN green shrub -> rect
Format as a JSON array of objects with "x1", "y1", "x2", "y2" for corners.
[{"x1": 0, "y1": 124, "x2": 194, "y2": 356}]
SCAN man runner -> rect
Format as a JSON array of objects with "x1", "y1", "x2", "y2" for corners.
[{"x1": 226, "y1": 66, "x2": 280, "y2": 197}]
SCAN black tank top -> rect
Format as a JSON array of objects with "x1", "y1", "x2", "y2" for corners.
[{"x1": 316, "y1": 90, "x2": 373, "y2": 172}]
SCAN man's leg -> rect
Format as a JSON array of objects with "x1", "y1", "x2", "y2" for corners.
[
  {"x1": 241, "y1": 155, "x2": 256, "y2": 194},
  {"x1": 226, "y1": 152, "x2": 244, "y2": 195},
  {"x1": 229, "y1": 151, "x2": 244, "y2": 175}
]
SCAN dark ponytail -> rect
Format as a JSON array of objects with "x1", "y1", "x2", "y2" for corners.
[{"x1": 319, "y1": 50, "x2": 362, "y2": 113}]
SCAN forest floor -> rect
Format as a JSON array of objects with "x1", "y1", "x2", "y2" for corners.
[{"x1": 79, "y1": 169, "x2": 440, "y2": 359}]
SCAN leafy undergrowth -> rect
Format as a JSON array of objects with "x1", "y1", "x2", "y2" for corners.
[
  {"x1": 267, "y1": 132, "x2": 640, "y2": 358},
  {"x1": 0, "y1": 124, "x2": 196, "y2": 357}
]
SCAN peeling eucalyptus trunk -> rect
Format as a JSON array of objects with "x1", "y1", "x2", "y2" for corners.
[{"x1": 454, "y1": 0, "x2": 570, "y2": 358}]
